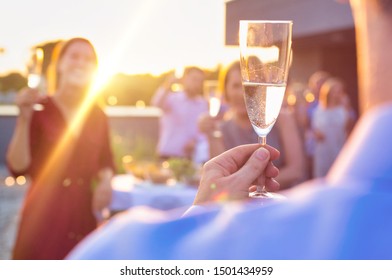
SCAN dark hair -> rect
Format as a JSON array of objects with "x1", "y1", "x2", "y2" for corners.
[
  {"x1": 47, "y1": 37, "x2": 97, "y2": 93},
  {"x1": 319, "y1": 77, "x2": 345, "y2": 107}
]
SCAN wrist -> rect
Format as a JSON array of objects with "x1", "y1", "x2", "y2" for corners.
[{"x1": 17, "y1": 113, "x2": 32, "y2": 125}]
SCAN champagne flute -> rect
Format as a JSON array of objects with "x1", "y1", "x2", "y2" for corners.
[
  {"x1": 27, "y1": 47, "x2": 44, "y2": 89},
  {"x1": 27, "y1": 47, "x2": 45, "y2": 111},
  {"x1": 239, "y1": 20, "x2": 292, "y2": 199},
  {"x1": 204, "y1": 80, "x2": 222, "y2": 137},
  {"x1": 171, "y1": 65, "x2": 184, "y2": 92}
]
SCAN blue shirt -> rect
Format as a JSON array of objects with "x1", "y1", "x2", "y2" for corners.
[{"x1": 68, "y1": 103, "x2": 392, "y2": 259}]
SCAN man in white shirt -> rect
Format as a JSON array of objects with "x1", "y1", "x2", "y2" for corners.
[
  {"x1": 151, "y1": 67, "x2": 209, "y2": 163},
  {"x1": 68, "y1": 0, "x2": 392, "y2": 259}
]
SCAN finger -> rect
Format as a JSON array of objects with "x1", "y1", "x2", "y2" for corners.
[
  {"x1": 250, "y1": 162, "x2": 278, "y2": 186},
  {"x1": 265, "y1": 177, "x2": 280, "y2": 192},
  {"x1": 265, "y1": 145, "x2": 280, "y2": 162},
  {"x1": 265, "y1": 162, "x2": 279, "y2": 178},
  {"x1": 212, "y1": 144, "x2": 266, "y2": 174},
  {"x1": 229, "y1": 147, "x2": 270, "y2": 188},
  {"x1": 249, "y1": 185, "x2": 257, "y2": 192}
]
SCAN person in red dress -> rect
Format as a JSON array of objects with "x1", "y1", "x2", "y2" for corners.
[{"x1": 6, "y1": 37, "x2": 115, "y2": 260}]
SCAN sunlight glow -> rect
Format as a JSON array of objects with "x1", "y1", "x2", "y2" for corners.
[
  {"x1": 246, "y1": 46, "x2": 280, "y2": 64},
  {"x1": 34, "y1": 1, "x2": 158, "y2": 190},
  {"x1": 171, "y1": 83, "x2": 182, "y2": 92},
  {"x1": 265, "y1": 85, "x2": 286, "y2": 125},
  {"x1": 135, "y1": 100, "x2": 146, "y2": 108},
  {"x1": 0, "y1": 0, "x2": 232, "y2": 77},
  {"x1": 91, "y1": 0, "x2": 161, "y2": 85},
  {"x1": 305, "y1": 92, "x2": 315, "y2": 103},
  {"x1": 174, "y1": 65, "x2": 184, "y2": 79},
  {"x1": 5, "y1": 176, "x2": 15, "y2": 187},
  {"x1": 107, "y1": 95, "x2": 118, "y2": 106}
]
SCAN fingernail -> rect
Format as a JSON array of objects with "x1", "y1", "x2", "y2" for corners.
[{"x1": 256, "y1": 148, "x2": 268, "y2": 160}]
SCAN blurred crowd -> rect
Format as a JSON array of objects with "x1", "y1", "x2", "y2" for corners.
[{"x1": 151, "y1": 64, "x2": 358, "y2": 189}]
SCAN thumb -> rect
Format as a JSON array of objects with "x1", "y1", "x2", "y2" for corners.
[{"x1": 230, "y1": 147, "x2": 270, "y2": 188}]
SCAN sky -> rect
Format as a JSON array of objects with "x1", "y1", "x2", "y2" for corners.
[{"x1": 0, "y1": 0, "x2": 239, "y2": 77}]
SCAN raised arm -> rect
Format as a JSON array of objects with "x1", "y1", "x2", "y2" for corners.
[
  {"x1": 6, "y1": 88, "x2": 40, "y2": 174},
  {"x1": 151, "y1": 75, "x2": 177, "y2": 109}
]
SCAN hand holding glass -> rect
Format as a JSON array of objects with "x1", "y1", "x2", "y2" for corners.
[{"x1": 239, "y1": 20, "x2": 292, "y2": 199}]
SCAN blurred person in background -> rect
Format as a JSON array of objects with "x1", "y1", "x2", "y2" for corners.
[
  {"x1": 341, "y1": 91, "x2": 357, "y2": 134},
  {"x1": 285, "y1": 82, "x2": 310, "y2": 179},
  {"x1": 198, "y1": 61, "x2": 304, "y2": 190},
  {"x1": 303, "y1": 70, "x2": 331, "y2": 178},
  {"x1": 151, "y1": 67, "x2": 209, "y2": 164},
  {"x1": 285, "y1": 82, "x2": 308, "y2": 134},
  {"x1": 6, "y1": 37, "x2": 115, "y2": 259},
  {"x1": 312, "y1": 77, "x2": 355, "y2": 178}
]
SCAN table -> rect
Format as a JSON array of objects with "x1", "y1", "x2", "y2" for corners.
[{"x1": 110, "y1": 174, "x2": 198, "y2": 212}]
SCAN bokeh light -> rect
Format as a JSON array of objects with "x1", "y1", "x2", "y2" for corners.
[
  {"x1": 107, "y1": 96, "x2": 118, "y2": 106},
  {"x1": 122, "y1": 155, "x2": 133, "y2": 164},
  {"x1": 287, "y1": 94, "x2": 297, "y2": 106},
  {"x1": 135, "y1": 100, "x2": 146, "y2": 108},
  {"x1": 5, "y1": 176, "x2": 15, "y2": 187},
  {"x1": 16, "y1": 176, "x2": 27, "y2": 185},
  {"x1": 305, "y1": 92, "x2": 315, "y2": 103}
]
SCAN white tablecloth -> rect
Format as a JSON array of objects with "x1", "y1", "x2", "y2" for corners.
[{"x1": 110, "y1": 174, "x2": 197, "y2": 211}]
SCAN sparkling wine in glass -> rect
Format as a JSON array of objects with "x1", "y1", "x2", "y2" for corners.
[
  {"x1": 239, "y1": 20, "x2": 293, "y2": 199},
  {"x1": 27, "y1": 47, "x2": 44, "y2": 89}
]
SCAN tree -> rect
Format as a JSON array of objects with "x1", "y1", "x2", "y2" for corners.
[{"x1": 0, "y1": 72, "x2": 27, "y2": 92}]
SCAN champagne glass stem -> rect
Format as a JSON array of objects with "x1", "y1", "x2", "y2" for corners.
[
  {"x1": 256, "y1": 135, "x2": 267, "y2": 194},
  {"x1": 258, "y1": 135, "x2": 266, "y2": 146}
]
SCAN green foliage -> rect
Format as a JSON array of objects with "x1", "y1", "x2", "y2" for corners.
[
  {"x1": 100, "y1": 73, "x2": 166, "y2": 106},
  {"x1": 98, "y1": 67, "x2": 220, "y2": 107},
  {"x1": 111, "y1": 132, "x2": 157, "y2": 174},
  {"x1": 0, "y1": 72, "x2": 27, "y2": 92},
  {"x1": 167, "y1": 157, "x2": 197, "y2": 182}
]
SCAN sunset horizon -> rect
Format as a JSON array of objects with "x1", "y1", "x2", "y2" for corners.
[{"x1": 0, "y1": 0, "x2": 238, "y2": 78}]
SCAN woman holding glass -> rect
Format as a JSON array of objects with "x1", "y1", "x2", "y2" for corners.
[
  {"x1": 6, "y1": 38, "x2": 115, "y2": 259},
  {"x1": 198, "y1": 61, "x2": 304, "y2": 190}
]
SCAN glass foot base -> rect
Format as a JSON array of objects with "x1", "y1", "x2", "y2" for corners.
[
  {"x1": 250, "y1": 191, "x2": 275, "y2": 199},
  {"x1": 249, "y1": 191, "x2": 286, "y2": 202}
]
